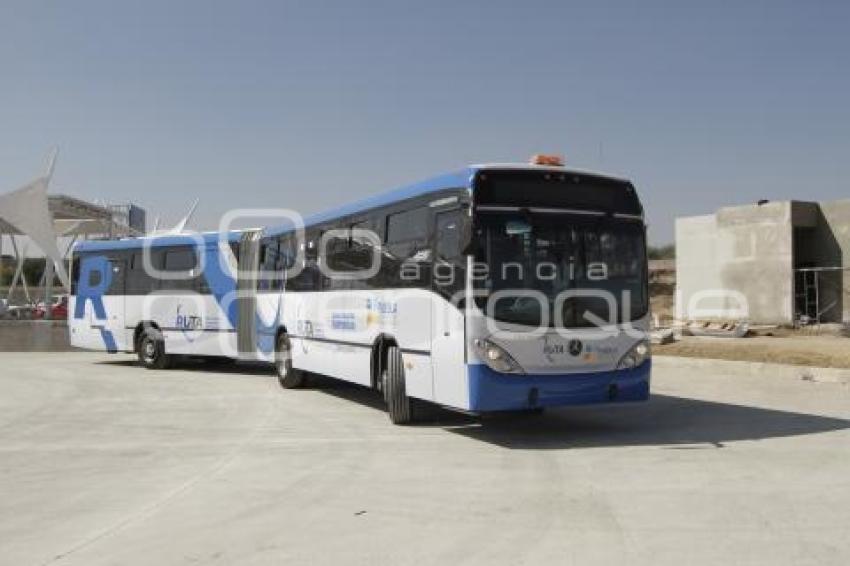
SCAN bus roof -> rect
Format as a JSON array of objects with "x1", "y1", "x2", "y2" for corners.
[
  {"x1": 267, "y1": 168, "x2": 473, "y2": 236},
  {"x1": 73, "y1": 230, "x2": 243, "y2": 253},
  {"x1": 74, "y1": 163, "x2": 634, "y2": 252},
  {"x1": 266, "y1": 163, "x2": 632, "y2": 235}
]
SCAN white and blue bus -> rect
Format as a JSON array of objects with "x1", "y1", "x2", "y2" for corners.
[{"x1": 70, "y1": 158, "x2": 651, "y2": 423}]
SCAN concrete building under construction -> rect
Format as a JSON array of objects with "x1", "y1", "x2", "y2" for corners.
[{"x1": 676, "y1": 199, "x2": 850, "y2": 326}]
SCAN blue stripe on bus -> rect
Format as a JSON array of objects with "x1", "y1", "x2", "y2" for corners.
[
  {"x1": 74, "y1": 170, "x2": 474, "y2": 253},
  {"x1": 201, "y1": 245, "x2": 238, "y2": 328},
  {"x1": 99, "y1": 328, "x2": 118, "y2": 352},
  {"x1": 264, "y1": 169, "x2": 474, "y2": 236},
  {"x1": 467, "y1": 360, "x2": 651, "y2": 411},
  {"x1": 73, "y1": 231, "x2": 241, "y2": 253},
  {"x1": 74, "y1": 255, "x2": 119, "y2": 352}
]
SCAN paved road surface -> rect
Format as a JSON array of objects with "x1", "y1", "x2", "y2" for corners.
[{"x1": 0, "y1": 353, "x2": 848, "y2": 565}]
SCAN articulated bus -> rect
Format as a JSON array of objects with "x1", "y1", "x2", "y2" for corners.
[{"x1": 70, "y1": 157, "x2": 651, "y2": 424}]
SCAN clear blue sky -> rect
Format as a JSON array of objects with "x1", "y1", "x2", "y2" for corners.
[{"x1": 1, "y1": 0, "x2": 848, "y2": 243}]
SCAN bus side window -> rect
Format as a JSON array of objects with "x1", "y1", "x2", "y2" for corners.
[
  {"x1": 104, "y1": 253, "x2": 127, "y2": 296},
  {"x1": 436, "y1": 212, "x2": 462, "y2": 261},
  {"x1": 384, "y1": 207, "x2": 431, "y2": 287},
  {"x1": 258, "y1": 239, "x2": 279, "y2": 291},
  {"x1": 127, "y1": 252, "x2": 148, "y2": 294},
  {"x1": 162, "y1": 247, "x2": 198, "y2": 292},
  {"x1": 324, "y1": 225, "x2": 367, "y2": 291},
  {"x1": 287, "y1": 230, "x2": 322, "y2": 292},
  {"x1": 70, "y1": 255, "x2": 82, "y2": 295},
  {"x1": 278, "y1": 235, "x2": 296, "y2": 270},
  {"x1": 350, "y1": 220, "x2": 379, "y2": 277},
  {"x1": 276, "y1": 235, "x2": 296, "y2": 290},
  {"x1": 433, "y1": 210, "x2": 465, "y2": 299},
  {"x1": 386, "y1": 207, "x2": 429, "y2": 253}
]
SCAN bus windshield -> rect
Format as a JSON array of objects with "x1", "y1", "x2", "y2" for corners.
[{"x1": 473, "y1": 212, "x2": 648, "y2": 328}]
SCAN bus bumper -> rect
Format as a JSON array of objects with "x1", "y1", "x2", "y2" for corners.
[{"x1": 466, "y1": 359, "x2": 651, "y2": 412}]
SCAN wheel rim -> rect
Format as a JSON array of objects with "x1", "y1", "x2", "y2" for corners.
[
  {"x1": 142, "y1": 339, "x2": 156, "y2": 363},
  {"x1": 276, "y1": 340, "x2": 290, "y2": 377}
]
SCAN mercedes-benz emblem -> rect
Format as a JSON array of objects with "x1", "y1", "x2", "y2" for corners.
[{"x1": 568, "y1": 339, "x2": 583, "y2": 357}]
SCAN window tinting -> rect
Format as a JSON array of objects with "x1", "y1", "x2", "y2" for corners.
[
  {"x1": 164, "y1": 249, "x2": 196, "y2": 272},
  {"x1": 473, "y1": 214, "x2": 647, "y2": 327},
  {"x1": 436, "y1": 211, "x2": 462, "y2": 261},
  {"x1": 433, "y1": 210, "x2": 466, "y2": 301},
  {"x1": 71, "y1": 257, "x2": 81, "y2": 295},
  {"x1": 476, "y1": 170, "x2": 642, "y2": 216},
  {"x1": 161, "y1": 247, "x2": 204, "y2": 292},
  {"x1": 323, "y1": 224, "x2": 381, "y2": 290},
  {"x1": 278, "y1": 235, "x2": 297, "y2": 271},
  {"x1": 386, "y1": 208, "x2": 429, "y2": 243},
  {"x1": 106, "y1": 259, "x2": 125, "y2": 295},
  {"x1": 286, "y1": 229, "x2": 322, "y2": 292},
  {"x1": 126, "y1": 252, "x2": 156, "y2": 294},
  {"x1": 258, "y1": 238, "x2": 283, "y2": 291}
]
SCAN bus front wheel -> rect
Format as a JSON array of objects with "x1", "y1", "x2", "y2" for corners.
[
  {"x1": 138, "y1": 328, "x2": 172, "y2": 370},
  {"x1": 275, "y1": 334, "x2": 305, "y2": 389},
  {"x1": 383, "y1": 346, "x2": 412, "y2": 425}
]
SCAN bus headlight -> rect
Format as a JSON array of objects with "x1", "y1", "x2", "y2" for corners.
[
  {"x1": 473, "y1": 339, "x2": 524, "y2": 374},
  {"x1": 616, "y1": 339, "x2": 651, "y2": 370}
]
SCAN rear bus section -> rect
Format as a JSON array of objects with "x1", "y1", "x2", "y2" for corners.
[
  {"x1": 69, "y1": 251, "x2": 128, "y2": 353},
  {"x1": 69, "y1": 233, "x2": 245, "y2": 360}
]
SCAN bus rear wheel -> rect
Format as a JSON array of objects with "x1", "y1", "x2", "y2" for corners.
[
  {"x1": 275, "y1": 334, "x2": 305, "y2": 389},
  {"x1": 137, "y1": 327, "x2": 172, "y2": 370},
  {"x1": 383, "y1": 346, "x2": 412, "y2": 424}
]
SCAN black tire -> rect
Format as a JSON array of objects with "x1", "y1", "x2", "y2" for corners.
[
  {"x1": 383, "y1": 346, "x2": 412, "y2": 424},
  {"x1": 275, "y1": 334, "x2": 305, "y2": 389},
  {"x1": 137, "y1": 327, "x2": 172, "y2": 370},
  {"x1": 518, "y1": 406, "x2": 545, "y2": 416},
  {"x1": 203, "y1": 356, "x2": 237, "y2": 366}
]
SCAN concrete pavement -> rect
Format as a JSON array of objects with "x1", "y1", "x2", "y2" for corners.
[{"x1": 0, "y1": 353, "x2": 848, "y2": 565}]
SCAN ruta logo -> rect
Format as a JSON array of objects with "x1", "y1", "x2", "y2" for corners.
[{"x1": 176, "y1": 306, "x2": 203, "y2": 331}]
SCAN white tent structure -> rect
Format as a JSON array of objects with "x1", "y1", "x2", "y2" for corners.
[
  {"x1": 0, "y1": 152, "x2": 146, "y2": 313},
  {"x1": 0, "y1": 152, "x2": 70, "y2": 295}
]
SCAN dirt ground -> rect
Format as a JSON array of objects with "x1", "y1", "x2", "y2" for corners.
[
  {"x1": 649, "y1": 281, "x2": 675, "y2": 325},
  {"x1": 655, "y1": 334, "x2": 850, "y2": 369},
  {"x1": 650, "y1": 280, "x2": 850, "y2": 368}
]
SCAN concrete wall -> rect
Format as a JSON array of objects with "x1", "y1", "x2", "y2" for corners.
[
  {"x1": 676, "y1": 202, "x2": 796, "y2": 324},
  {"x1": 0, "y1": 320, "x2": 73, "y2": 351},
  {"x1": 675, "y1": 214, "x2": 727, "y2": 318},
  {"x1": 676, "y1": 198, "x2": 850, "y2": 325},
  {"x1": 819, "y1": 199, "x2": 850, "y2": 323}
]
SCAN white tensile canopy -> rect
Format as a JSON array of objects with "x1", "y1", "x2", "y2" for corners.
[
  {"x1": 0, "y1": 153, "x2": 147, "y2": 311},
  {"x1": 0, "y1": 171, "x2": 71, "y2": 291},
  {"x1": 0, "y1": 152, "x2": 128, "y2": 308}
]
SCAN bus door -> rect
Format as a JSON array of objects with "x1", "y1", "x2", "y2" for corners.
[
  {"x1": 236, "y1": 230, "x2": 261, "y2": 358},
  {"x1": 430, "y1": 208, "x2": 467, "y2": 402},
  {"x1": 81, "y1": 255, "x2": 126, "y2": 352}
]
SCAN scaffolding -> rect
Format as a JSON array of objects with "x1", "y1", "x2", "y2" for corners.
[{"x1": 794, "y1": 266, "x2": 849, "y2": 326}]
